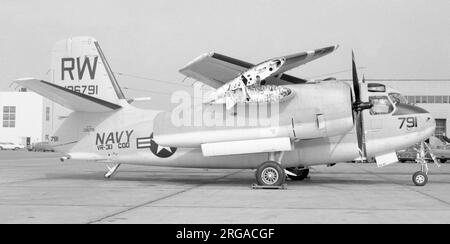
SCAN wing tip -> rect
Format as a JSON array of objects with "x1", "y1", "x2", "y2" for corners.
[
  {"x1": 14, "y1": 77, "x2": 38, "y2": 82},
  {"x1": 179, "y1": 52, "x2": 214, "y2": 73},
  {"x1": 14, "y1": 77, "x2": 43, "y2": 89},
  {"x1": 328, "y1": 44, "x2": 340, "y2": 53}
]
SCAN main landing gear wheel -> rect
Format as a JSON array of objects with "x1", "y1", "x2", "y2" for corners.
[
  {"x1": 412, "y1": 171, "x2": 428, "y2": 186},
  {"x1": 286, "y1": 167, "x2": 309, "y2": 181},
  {"x1": 256, "y1": 161, "x2": 285, "y2": 186}
]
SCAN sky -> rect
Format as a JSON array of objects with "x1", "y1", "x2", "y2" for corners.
[{"x1": 1, "y1": 0, "x2": 449, "y2": 109}]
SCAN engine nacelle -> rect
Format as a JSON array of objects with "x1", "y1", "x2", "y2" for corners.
[
  {"x1": 153, "y1": 81, "x2": 354, "y2": 149},
  {"x1": 290, "y1": 81, "x2": 354, "y2": 139}
]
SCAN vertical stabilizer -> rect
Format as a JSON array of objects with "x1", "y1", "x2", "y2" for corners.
[{"x1": 50, "y1": 36, "x2": 125, "y2": 105}]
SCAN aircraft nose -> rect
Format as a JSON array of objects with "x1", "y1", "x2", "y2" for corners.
[{"x1": 417, "y1": 105, "x2": 436, "y2": 137}]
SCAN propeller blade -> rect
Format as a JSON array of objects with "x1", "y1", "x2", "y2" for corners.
[
  {"x1": 351, "y1": 51, "x2": 369, "y2": 161},
  {"x1": 355, "y1": 111, "x2": 364, "y2": 157},
  {"x1": 357, "y1": 111, "x2": 369, "y2": 161},
  {"x1": 352, "y1": 51, "x2": 361, "y2": 103}
]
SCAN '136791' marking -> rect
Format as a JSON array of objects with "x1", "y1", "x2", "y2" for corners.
[{"x1": 65, "y1": 85, "x2": 98, "y2": 95}]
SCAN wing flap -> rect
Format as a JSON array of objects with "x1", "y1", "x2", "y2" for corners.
[
  {"x1": 201, "y1": 137, "x2": 293, "y2": 156},
  {"x1": 15, "y1": 78, "x2": 121, "y2": 112}
]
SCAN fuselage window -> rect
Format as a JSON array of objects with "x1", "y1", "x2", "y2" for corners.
[{"x1": 369, "y1": 96, "x2": 394, "y2": 115}]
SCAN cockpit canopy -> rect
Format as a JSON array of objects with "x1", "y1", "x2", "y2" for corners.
[
  {"x1": 367, "y1": 83, "x2": 411, "y2": 115},
  {"x1": 368, "y1": 83, "x2": 409, "y2": 105},
  {"x1": 389, "y1": 92, "x2": 409, "y2": 105}
]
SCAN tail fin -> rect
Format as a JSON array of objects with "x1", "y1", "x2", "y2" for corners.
[{"x1": 50, "y1": 36, "x2": 125, "y2": 105}]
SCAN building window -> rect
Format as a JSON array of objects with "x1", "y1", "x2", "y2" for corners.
[
  {"x1": 406, "y1": 95, "x2": 450, "y2": 103},
  {"x1": 46, "y1": 107, "x2": 50, "y2": 121},
  {"x1": 415, "y1": 96, "x2": 421, "y2": 103},
  {"x1": 2, "y1": 106, "x2": 16, "y2": 128},
  {"x1": 421, "y1": 96, "x2": 427, "y2": 103},
  {"x1": 435, "y1": 119, "x2": 447, "y2": 139}
]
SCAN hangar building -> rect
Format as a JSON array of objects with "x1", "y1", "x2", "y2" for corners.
[{"x1": 0, "y1": 89, "x2": 55, "y2": 146}]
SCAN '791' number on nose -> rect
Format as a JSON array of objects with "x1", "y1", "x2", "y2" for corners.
[{"x1": 399, "y1": 117, "x2": 417, "y2": 129}]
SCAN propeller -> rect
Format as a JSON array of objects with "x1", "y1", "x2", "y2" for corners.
[{"x1": 351, "y1": 51, "x2": 373, "y2": 162}]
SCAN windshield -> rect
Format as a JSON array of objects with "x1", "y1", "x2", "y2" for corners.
[
  {"x1": 369, "y1": 96, "x2": 394, "y2": 115},
  {"x1": 389, "y1": 93, "x2": 408, "y2": 105}
]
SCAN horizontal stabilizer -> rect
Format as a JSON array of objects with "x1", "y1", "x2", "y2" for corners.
[{"x1": 15, "y1": 78, "x2": 122, "y2": 112}]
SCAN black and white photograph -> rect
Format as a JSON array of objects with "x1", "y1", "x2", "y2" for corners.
[{"x1": 1, "y1": 0, "x2": 450, "y2": 229}]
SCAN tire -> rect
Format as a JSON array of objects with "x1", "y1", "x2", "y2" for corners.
[
  {"x1": 439, "y1": 159, "x2": 447, "y2": 164},
  {"x1": 256, "y1": 161, "x2": 285, "y2": 186},
  {"x1": 0, "y1": 147, "x2": 3, "y2": 150},
  {"x1": 287, "y1": 168, "x2": 309, "y2": 181},
  {"x1": 412, "y1": 171, "x2": 428, "y2": 186}
]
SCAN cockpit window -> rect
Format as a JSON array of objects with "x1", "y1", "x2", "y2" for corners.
[
  {"x1": 389, "y1": 93, "x2": 408, "y2": 105},
  {"x1": 369, "y1": 96, "x2": 394, "y2": 115}
]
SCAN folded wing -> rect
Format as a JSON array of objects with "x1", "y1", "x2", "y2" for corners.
[
  {"x1": 179, "y1": 53, "x2": 307, "y2": 89},
  {"x1": 179, "y1": 45, "x2": 338, "y2": 89}
]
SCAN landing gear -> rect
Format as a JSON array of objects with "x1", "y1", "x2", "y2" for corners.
[
  {"x1": 255, "y1": 161, "x2": 285, "y2": 187},
  {"x1": 104, "y1": 163, "x2": 121, "y2": 179},
  {"x1": 412, "y1": 141, "x2": 441, "y2": 186},
  {"x1": 412, "y1": 171, "x2": 428, "y2": 186},
  {"x1": 286, "y1": 167, "x2": 309, "y2": 181}
]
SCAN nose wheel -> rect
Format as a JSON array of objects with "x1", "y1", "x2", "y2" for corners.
[
  {"x1": 412, "y1": 141, "x2": 441, "y2": 186},
  {"x1": 412, "y1": 171, "x2": 428, "y2": 186}
]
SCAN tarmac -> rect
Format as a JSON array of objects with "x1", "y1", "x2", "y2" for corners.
[{"x1": 1, "y1": 150, "x2": 450, "y2": 224}]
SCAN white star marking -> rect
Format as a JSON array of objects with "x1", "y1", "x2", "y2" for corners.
[{"x1": 156, "y1": 144, "x2": 173, "y2": 154}]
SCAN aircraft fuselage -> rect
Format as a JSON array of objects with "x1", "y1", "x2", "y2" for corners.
[{"x1": 53, "y1": 81, "x2": 435, "y2": 169}]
